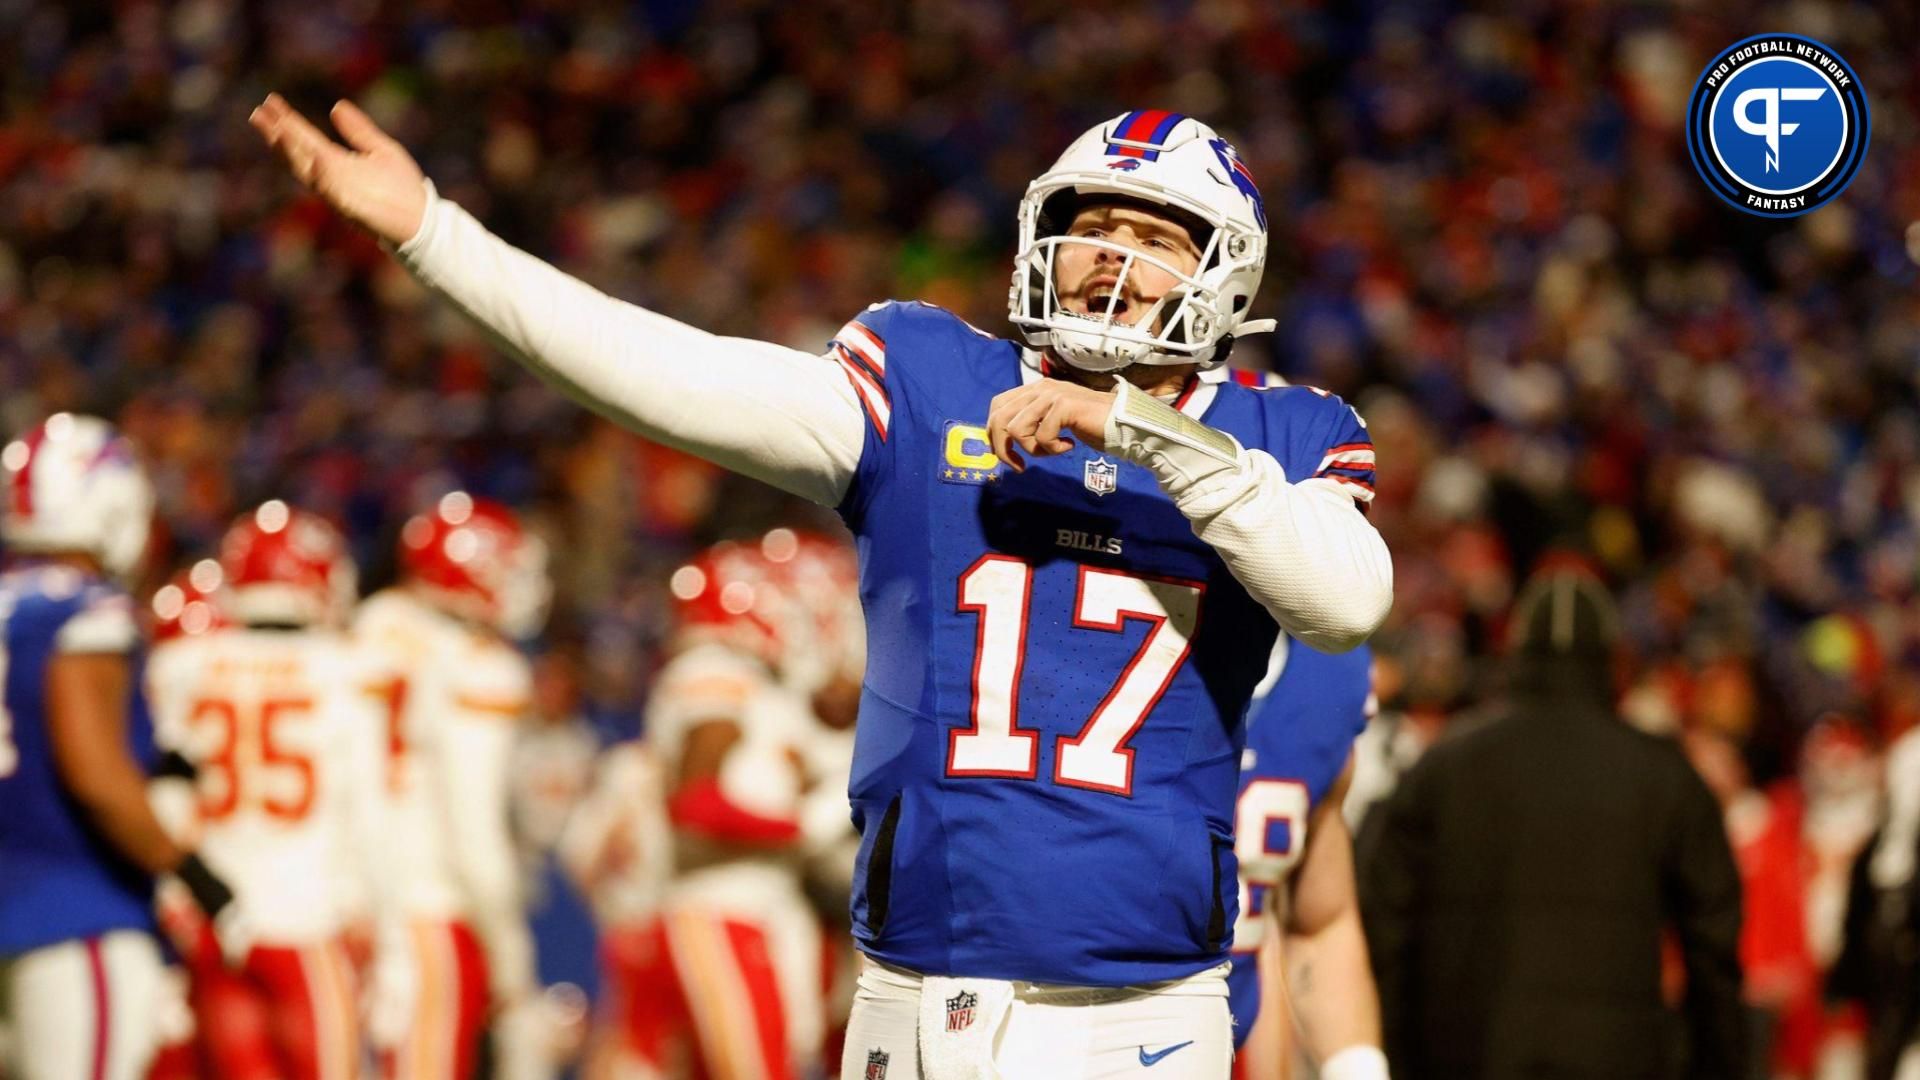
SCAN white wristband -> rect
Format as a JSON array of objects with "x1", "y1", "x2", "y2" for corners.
[{"x1": 1320, "y1": 1044, "x2": 1390, "y2": 1080}]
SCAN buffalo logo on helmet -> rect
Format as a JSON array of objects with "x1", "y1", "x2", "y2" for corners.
[{"x1": 1208, "y1": 138, "x2": 1266, "y2": 230}]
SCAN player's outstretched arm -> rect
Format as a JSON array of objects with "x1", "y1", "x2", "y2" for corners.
[
  {"x1": 249, "y1": 95, "x2": 864, "y2": 507},
  {"x1": 1282, "y1": 762, "x2": 1389, "y2": 1079}
]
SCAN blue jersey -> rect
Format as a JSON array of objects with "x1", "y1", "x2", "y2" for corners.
[
  {"x1": 829, "y1": 301, "x2": 1374, "y2": 986},
  {"x1": 0, "y1": 566, "x2": 157, "y2": 954},
  {"x1": 1226, "y1": 638, "x2": 1373, "y2": 1043}
]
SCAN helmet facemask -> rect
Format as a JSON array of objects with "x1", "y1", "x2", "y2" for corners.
[
  {"x1": 1016, "y1": 224, "x2": 1231, "y2": 373},
  {"x1": 1009, "y1": 114, "x2": 1276, "y2": 374}
]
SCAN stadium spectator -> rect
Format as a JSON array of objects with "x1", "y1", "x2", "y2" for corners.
[
  {"x1": 2, "y1": 1, "x2": 1920, "y2": 1068},
  {"x1": 1362, "y1": 564, "x2": 1746, "y2": 1079}
]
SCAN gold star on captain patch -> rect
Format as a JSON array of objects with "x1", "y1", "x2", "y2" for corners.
[{"x1": 944, "y1": 468, "x2": 956, "y2": 479}]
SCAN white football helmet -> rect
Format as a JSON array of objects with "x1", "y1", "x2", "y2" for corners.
[
  {"x1": 1009, "y1": 111, "x2": 1277, "y2": 372},
  {"x1": 1, "y1": 413, "x2": 155, "y2": 580}
]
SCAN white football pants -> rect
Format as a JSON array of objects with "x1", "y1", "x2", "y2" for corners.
[
  {"x1": 1, "y1": 930, "x2": 166, "y2": 1080},
  {"x1": 840, "y1": 956, "x2": 1233, "y2": 1080}
]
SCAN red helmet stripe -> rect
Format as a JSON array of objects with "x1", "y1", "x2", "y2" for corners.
[
  {"x1": 10, "y1": 425, "x2": 48, "y2": 517},
  {"x1": 1121, "y1": 109, "x2": 1172, "y2": 144}
]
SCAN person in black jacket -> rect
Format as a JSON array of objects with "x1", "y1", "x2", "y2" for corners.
[{"x1": 1361, "y1": 564, "x2": 1745, "y2": 1080}]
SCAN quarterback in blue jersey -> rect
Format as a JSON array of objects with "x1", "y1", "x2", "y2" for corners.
[
  {"x1": 1228, "y1": 638, "x2": 1387, "y2": 1080},
  {"x1": 0, "y1": 415, "x2": 244, "y2": 1080},
  {"x1": 256, "y1": 97, "x2": 1394, "y2": 1077}
]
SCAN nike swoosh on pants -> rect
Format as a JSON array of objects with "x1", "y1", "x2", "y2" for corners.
[{"x1": 1138, "y1": 1041, "x2": 1194, "y2": 1067}]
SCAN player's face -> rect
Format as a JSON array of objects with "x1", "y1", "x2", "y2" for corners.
[{"x1": 1056, "y1": 203, "x2": 1202, "y2": 329}]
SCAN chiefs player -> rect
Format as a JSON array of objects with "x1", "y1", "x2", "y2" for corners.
[
  {"x1": 609, "y1": 529, "x2": 859, "y2": 1080},
  {"x1": 144, "y1": 560, "x2": 229, "y2": 1080},
  {"x1": 762, "y1": 529, "x2": 866, "y2": 1068},
  {"x1": 352, "y1": 493, "x2": 549, "y2": 1080},
  {"x1": 146, "y1": 501, "x2": 383, "y2": 1080},
  {"x1": 557, "y1": 735, "x2": 671, "y2": 1079}
]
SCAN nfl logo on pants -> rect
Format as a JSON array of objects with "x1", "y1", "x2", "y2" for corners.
[
  {"x1": 866, "y1": 1049, "x2": 890, "y2": 1080},
  {"x1": 946, "y1": 989, "x2": 978, "y2": 1032}
]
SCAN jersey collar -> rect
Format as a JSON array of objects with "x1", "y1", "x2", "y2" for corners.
[{"x1": 1024, "y1": 350, "x2": 1217, "y2": 419}]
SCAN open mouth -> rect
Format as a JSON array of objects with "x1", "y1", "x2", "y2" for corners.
[{"x1": 1082, "y1": 284, "x2": 1134, "y2": 320}]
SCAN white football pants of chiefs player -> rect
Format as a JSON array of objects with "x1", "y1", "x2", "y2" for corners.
[
  {"x1": 1, "y1": 930, "x2": 166, "y2": 1080},
  {"x1": 839, "y1": 957, "x2": 1233, "y2": 1080}
]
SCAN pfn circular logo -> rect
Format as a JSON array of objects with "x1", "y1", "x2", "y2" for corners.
[{"x1": 1686, "y1": 34, "x2": 1869, "y2": 218}]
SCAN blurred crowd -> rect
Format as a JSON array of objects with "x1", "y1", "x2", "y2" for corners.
[{"x1": 6, "y1": 0, "x2": 1920, "y2": 1074}]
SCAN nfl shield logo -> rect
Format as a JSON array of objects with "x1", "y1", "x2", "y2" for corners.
[
  {"x1": 1084, "y1": 457, "x2": 1118, "y2": 497},
  {"x1": 945, "y1": 989, "x2": 978, "y2": 1032},
  {"x1": 865, "y1": 1048, "x2": 890, "y2": 1080}
]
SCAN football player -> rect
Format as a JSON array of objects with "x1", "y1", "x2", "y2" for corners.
[
  {"x1": 556, "y1": 733, "x2": 671, "y2": 1079},
  {"x1": 612, "y1": 533, "x2": 841, "y2": 1079},
  {"x1": 0, "y1": 414, "x2": 246, "y2": 1080},
  {"x1": 768, "y1": 530, "x2": 868, "y2": 1070},
  {"x1": 1229, "y1": 639, "x2": 1386, "y2": 1079},
  {"x1": 253, "y1": 100, "x2": 1393, "y2": 1076},
  {"x1": 144, "y1": 560, "x2": 232, "y2": 1080},
  {"x1": 146, "y1": 502, "x2": 382, "y2": 1080},
  {"x1": 353, "y1": 493, "x2": 550, "y2": 1080}
]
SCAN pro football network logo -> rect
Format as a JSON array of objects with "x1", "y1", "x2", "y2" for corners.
[
  {"x1": 865, "y1": 1048, "x2": 890, "y2": 1080},
  {"x1": 1685, "y1": 34, "x2": 1869, "y2": 218},
  {"x1": 945, "y1": 989, "x2": 978, "y2": 1032}
]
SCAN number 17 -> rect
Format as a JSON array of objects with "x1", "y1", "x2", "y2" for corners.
[{"x1": 948, "y1": 557, "x2": 1204, "y2": 797}]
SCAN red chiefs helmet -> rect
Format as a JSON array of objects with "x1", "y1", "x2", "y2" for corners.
[
  {"x1": 759, "y1": 528, "x2": 864, "y2": 693},
  {"x1": 398, "y1": 492, "x2": 550, "y2": 638},
  {"x1": 150, "y1": 559, "x2": 231, "y2": 644},
  {"x1": 667, "y1": 528, "x2": 863, "y2": 691},
  {"x1": 218, "y1": 500, "x2": 357, "y2": 627},
  {"x1": 667, "y1": 539, "x2": 787, "y2": 669}
]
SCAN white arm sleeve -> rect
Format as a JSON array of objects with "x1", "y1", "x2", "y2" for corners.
[
  {"x1": 1106, "y1": 381, "x2": 1393, "y2": 652},
  {"x1": 395, "y1": 182, "x2": 866, "y2": 506}
]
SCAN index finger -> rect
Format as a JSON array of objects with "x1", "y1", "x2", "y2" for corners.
[
  {"x1": 250, "y1": 94, "x2": 344, "y2": 168},
  {"x1": 986, "y1": 403, "x2": 1026, "y2": 473}
]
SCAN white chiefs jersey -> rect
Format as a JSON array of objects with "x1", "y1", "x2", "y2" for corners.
[
  {"x1": 148, "y1": 628, "x2": 382, "y2": 942},
  {"x1": 645, "y1": 642, "x2": 817, "y2": 905},
  {"x1": 352, "y1": 588, "x2": 532, "y2": 922},
  {"x1": 558, "y1": 741, "x2": 672, "y2": 928},
  {"x1": 646, "y1": 641, "x2": 828, "y2": 1060}
]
